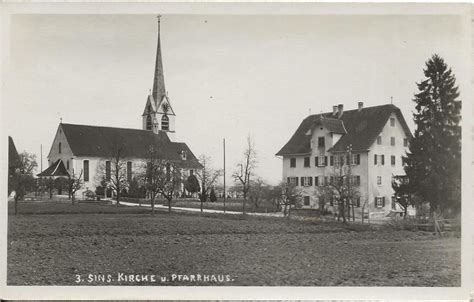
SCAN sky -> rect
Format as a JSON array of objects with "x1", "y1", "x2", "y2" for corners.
[{"x1": 3, "y1": 14, "x2": 469, "y2": 185}]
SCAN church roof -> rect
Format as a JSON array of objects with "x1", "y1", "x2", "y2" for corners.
[
  {"x1": 60, "y1": 123, "x2": 202, "y2": 169},
  {"x1": 38, "y1": 159, "x2": 69, "y2": 177},
  {"x1": 276, "y1": 104, "x2": 413, "y2": 156},
  {"x1": 8, "y1": 136, "x2": 20, "y2": 169}
]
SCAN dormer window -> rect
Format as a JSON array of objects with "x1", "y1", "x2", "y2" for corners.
[
  {"x1": 161, "y1": 115, "x2": 169, "y2": 131},
  {"x1": 318, "y1": 137, "x2": 325, "y2": 148}
]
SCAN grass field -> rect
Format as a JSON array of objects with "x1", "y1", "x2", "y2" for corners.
[
  {"x1": 7, "y1": 201, "x2": 460, "y2": 286},
  {"x1": 125, "y1": 197, "x2": 279, "y2": 213}
]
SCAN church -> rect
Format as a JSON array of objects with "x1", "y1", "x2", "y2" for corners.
[{"x1": 38, "y1": 17, "x2": 202, "y2": 198}]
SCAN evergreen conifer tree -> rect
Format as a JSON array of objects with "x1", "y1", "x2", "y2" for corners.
[{"x1": 403, "y1": 54, "x2": 461, "y2": 216}]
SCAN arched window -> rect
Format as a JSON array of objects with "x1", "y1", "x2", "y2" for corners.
[
  {"x1": 59, "y1": 142, "x2": 62, "y2": 154},
  {"x1": 161, "y1": 115, "x2": 169, "y2": 131},
  {"x1": 146, "y1": 114, "x2": 152, "y2": 130}
]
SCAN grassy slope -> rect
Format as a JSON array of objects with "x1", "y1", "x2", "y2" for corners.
[{"x1": 7, "y1": 202, "x2": 460, "y2": 286}]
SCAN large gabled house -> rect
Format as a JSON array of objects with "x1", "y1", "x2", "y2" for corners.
[
  {"x1": 276, "y1": 102, "x2": 413, "y2": 215},
  {"x1": 38, "y1": 16, "x2": 202, "y2": 197}
]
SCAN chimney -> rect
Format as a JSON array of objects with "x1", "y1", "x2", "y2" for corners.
[
  {"x1": 337, "y1": 104, "x2": 344, "y2": 118},
  {"x1": 332, "y1": 105, "x2": 338, "y2": 116},
  {"x1": 358, "y1": 101, "x2": 363, "y2": 111}
]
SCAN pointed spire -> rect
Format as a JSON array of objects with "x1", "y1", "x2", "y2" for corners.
[{"x1": 152, "y1": 15, "x2": 166, "y2": 103}]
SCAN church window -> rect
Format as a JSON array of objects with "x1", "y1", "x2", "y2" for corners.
[
  {"x1": 66, "y1": 160, "x2": 69, "y2": 170},
  {"x1": 146, "y1": 114, "x2": 152, "y2": 131},
  {"x1": 59, "y1": 142, "x2": 62, "y2": 154},
  {"x1": 161, "y1": 115, "x2": 169, "y2": 131},
  {"x1": 83, "y1": 160, "x2": 89, "y2": 182},
  {"x1": 127, "y1": 161, "x2": 132, "y2": 182}
]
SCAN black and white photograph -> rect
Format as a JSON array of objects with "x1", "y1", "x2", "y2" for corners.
[{"x1": 1, "y1": 3, "x2": 471, "y2": 300}]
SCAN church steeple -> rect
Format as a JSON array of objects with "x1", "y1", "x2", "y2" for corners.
[
  {"x1": 152, "y1": 15, "x2": 166, "y2": 103},
  {"x1": 142, "y1": 15, "x2": 176, "y2": 141}
]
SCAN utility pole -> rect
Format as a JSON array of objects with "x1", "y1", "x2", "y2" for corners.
[{"x1": 223, "y1": 138, "x2": 226, "y2": 214}]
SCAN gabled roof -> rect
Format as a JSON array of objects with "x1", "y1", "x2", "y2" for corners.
[
  {"x1": 8, "y1": 136, "x2": 20, "y2": 169},
  {"x1": 59, "y1": 123, "x2": 202, "y2": 169},
  {"x1": 38, "y1": 159, "x2": 69, "y2": 177},
  {"x1": 276, "y1": 104, "x2": 413, "y2": 156}
]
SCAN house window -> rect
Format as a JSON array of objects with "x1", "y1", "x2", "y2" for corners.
[
  {"x1": 375, "y1": 196, "x2": 385, "y2": 208},
  {"x1": 351, "y1": 154, "x2": 360, "y2": 165},
  {"x1": 354, "y1": 175, "x2": 361, "y2": 186},
  {"x1": 401, "y1": 156, "x2": 406, "y2": 166},
  {"x1": 58, "y1": 142, "x2": 62, "y2": 154},
  {"x1": 181, "y1": 151, "x2": 187, "y2": 161},
  {"x1": 146, "y1": 114, "x2": 152, "y2": 130},
  {"x1": 377, "y1": 176, "x2": 382, "y2": 185},
  {"x1": 391, "y1": 155, "x2": 396, "y2": 166},
  {"x1": 105, "y1": 161, "x2": 111, "y2": 181},
  {"x1": 161, "y1": 115, "x2": 169, "y2": 131},
  {"x1": 314, "y1": 176, "x2": 319, "y2": 186},
  {"x1": 301, "y1": 177, "x2": 312, "y2": 187},
  {"x1": 390, "y1": 117, "x2": 395, "y2": 127},
  {"x1": 287, "y1": 177, "x2": 298, "y2": 186},
  {"x1": 127, "y1": 161, "x2": 132, "y2": 182},
  {"x1": 83, "y1": 160, "x2": 89, "y2": 182},
  {"x1": 304, "y1": 157, "x2": 310, "y2": 167},
  {"x1": 381, "y1": 154, "x2": 385, "y2": 165},
  {"x1": 403, "y1": 138, "x2": 408, "y2": 147},
  {"x1": 330, "y1": 156, "x2": 334, "y2": 166},
  {"x1": 290, "y1": 158, "x2": 296, "y2": 168},
  {"x1": 377, "y1": 136, "x2": 382, "y2": 145},
  {"x1": 391, "y1": 137, "x2": 395, "y2": 146},
  {"x1": 355, "y1": 197, "x2": 361, "y2": 207},
  {"x1": 190, "y1": 169, "x2": 194, "y2": 176},
  {"x1": 66, "y1": 160, "x2": 69, "y2": 170},
  {"x1": 318, "y1": 137, "x2": 325, "y2": 148},
  {"x1": 304, "y1": 196, "x2": 310, "y2": 206},
  {"x1": 315, "y1": 156, "x2": 326, "y2": 167},
  {"x1": 374, "y1": 154, "x2": 378, "y2": 165},
  {"x1": 334, "y1": 156, "x2": 340, "y2": 166}
]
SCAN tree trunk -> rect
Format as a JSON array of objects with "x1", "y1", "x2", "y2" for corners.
[
  {"x1": 242, "y1": 199, "x2": 246, "y2": 214},
  {"x1": 404, "y1": 206, "x2": 407, "y2": 219},
  {"x1": 14, "y1": 195, "x2": 18, "y2": 215},
  {"x1": 116, "y1": 191, "x2": 120, "y2": 207},
  {"x1": 151, "y1": 196, "x2": 155, "y2": 216},
  {"x1": 168, "y1": 198, "x2": 172, "y2": 213},
  {"x1": 72, "y1": 193, "x2": 75, "y2": 205}
]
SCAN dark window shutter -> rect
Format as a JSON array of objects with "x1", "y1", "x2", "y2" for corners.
[
  {"x1": 356, "y1": 154, "x2": 360, "y2": 165},
  {"x1": 382, "y1": 197, "x2": 386, "y2": 207},
  {"x1": 381, "y1": 155, "x2": 385, "y2": 165},
  {"x1": 300, "y1": 177, "x2": 304, "y2": 186},
  {"x1": 309, "y1": 177, "x2": 313, "y2": 186},
  {"x1": 295, "y1": 177, "x2": 299, "y2": 186},
  {"x1": 375, "y1": 197, "x2": 378, "y2": 208},
  {"x1": 330, "y1": 156, "x2": 334, "y2": 166},
  {"x1": 374, "y1": 154, "x2": 377, "y2": 165},
  {"x1": 324, "y1": 156, "x2": 328, "y2": 166},
  {"x1": 287, "y1": 177, "x2": 290, "y2": 184},
  {"x1": 315, "y1": 176, "x2": 319, "y2": 186},
  {"x1": 315, "y1": 157, "x2": 319, "y2": 166}
]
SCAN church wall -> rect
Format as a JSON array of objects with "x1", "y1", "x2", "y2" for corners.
[{"x1": 47, "y1": 125, "x2": 75, "y2": 173}]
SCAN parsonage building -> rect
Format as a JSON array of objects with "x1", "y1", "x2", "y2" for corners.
[{"x1": 276, "y1": 102, "x2": 413, "y2": 216}]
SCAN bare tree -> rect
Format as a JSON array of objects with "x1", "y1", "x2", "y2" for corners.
[
  {"x1": 96, "y1": 143, "x2": 129, "y2": 207},
  {"x1": 232, "y1": 135, "x2": 257, "y2": 214},
  {"x1": 10, "y1": 151, "x2": 37, "y2": 215},
  {"x1": 278, "y1": 181, "x2": 303, "y2": 218},
  {"x1": 67, "y1": 169, "x2": 84, "y2": 205},
  {"x1": 140, "y1": 145, "x2": 184, "y2": 214},
  {"x1": 249, "y1": 177, "x2": 267, "y2": 209},
  {"x1": 315, "y1": 154, "x2": 360, "y2": 223},
  {"x1": 195, "y1": 155, "x2": 221, "y2": 213}
]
